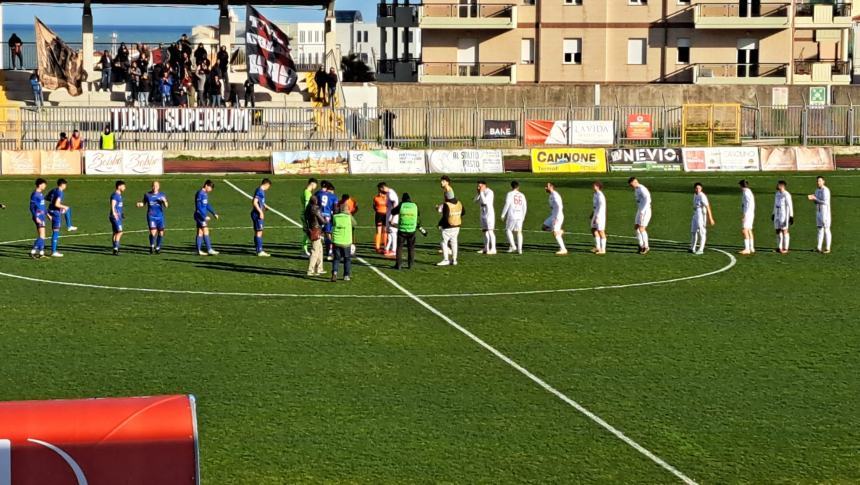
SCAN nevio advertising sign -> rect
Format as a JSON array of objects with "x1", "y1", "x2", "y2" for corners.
[
  {"x1": 111, "y1": 108, "x2": 253, "y2": 133},
  {"x1": 608, "y1": 148, "x2": 682, "y2": 172},
  {"x1": 531, "y1": 148, "x2": 607, "y2": 173},
  {"x1": 483, "y1": 120, "x2": 517, "y2": 139}
]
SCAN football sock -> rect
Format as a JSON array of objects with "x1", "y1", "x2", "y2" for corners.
[
  {"x1": 489, "y1": 232, "x2": 496, "y2": 252},
  {"x1": 506, "y1": 229, "x2": 515, "y2": 249},
  {"x1": 149, "y1": 234, "x2": 156, "y2": 247},
  {"x1": 196, "y1": 236, "x2": 203, "y2": 252},
  {"x1": 156, "y1": 235, "x2": 163, "y2": 249},
  {"x1": 554, "y1": 233, "x2": 566, "y2": 251},
  {"x1": 642, "y1": 231, "x2": 649, "y2": 249},
  {"x1": 204, "y1": 236, "x2": 212, "y2": 251},
  {"x1": 64, "y1": 208, "x2": 73, "y2": 227},
  {"x1": 817, "y1": 228, "x2": 824, "y2": 251},
  {"x1": 516, "y1": 232, "x2": 523, "y2": 252},
  {"x1": 255, "y1": 236, "x2": 263, "y2": 253},
  {"x1": 51, "y1": 231, "x2": 59, "y2": 253},
  {"x1": 824, "y1": 228, "x2": 831, "y2": 251}
]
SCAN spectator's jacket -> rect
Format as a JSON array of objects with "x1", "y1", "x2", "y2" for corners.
[
  {"x1": 305, "y1": 203, "x2": 325, "y2": 232},
  {"x1": 29, "y1": 77, "x2": 41, "y2": 92},
  {"x1": 159, "y1": 77, "x2": 174, "y2": 96}
]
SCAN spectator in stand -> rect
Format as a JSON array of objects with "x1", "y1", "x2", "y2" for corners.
[
  {"x1": 115, "y1": 43, "x2": 130, "y2": 82},
  {"x1": 209, "y1": 74, "x2": 223, "y2": 107},
  {"x1": 325, "y1": 67, "x2": 338, "y2": 106},
  {"x1": 168, "y1": 42, "x2": 182, "y2": 70},
  {"x1": 8, "y1": 33, "x2": 23, "y2": 70},
  {"x1": 159, "y1": 71, "x2": 174, "y2": 107},
  {"x1": 228, "y1": 84, "x2": 239, "y2": 107},
  {"x1": 194, "y1": 43, "x2": 208, "y2": 67},
  {"x1": 314, "y1": 67, "x2": 326, "y2": 102},
  {"x1": 56, "y1": 132, "x2": 70, "y2": 150},
  {"x1": 179, "y1": 34, "x2": 192, "y2": 58},
  {"x1": 243, "y1": 78, "x2": 255, "y2": 108},
  {"x1": 128, "y1": 61, "x2": 141, "y2": 106},
  {"x1": 30, "y1": 71, "x2": 44, "y2": 108},
  {"x1": 70, "y1": 130, "x2": 84, "y2": 150},
  {"x1": 99, "y1": 50, "x2": 113, "y2": 92},
  {"x1": 137, "y1": 45, "x2": 150, "y2": 72},
  {"x1": 138, "y1": 74, "x2": 150, "y2": 106},
  {"x1": 196, "y1": 61, "x2": 209, "y2": 106},
  {"x1": 216, "y1": 46, "x2": 229, "y2": 78},
  {"x1": 177, "y1": 87, "x2": 189, "y2": 107},
  {"x1": 180, "y1": 52, "x2": 192, "y2": 80},
  {"x1": 182, "y1": 71, "x2": 196, "y2": 107}
]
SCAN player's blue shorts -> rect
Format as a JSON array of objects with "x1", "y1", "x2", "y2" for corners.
[
  {"x1": 148, "y1": 217, "x2": 165, "y2": 231},
  {"x1": 251, "y1": 214, "x2": 264, "y2": 232},
  {"x1": 322, "y1": 215, "x2": 332, "y2": 234},
  {"x1": 194, "y1": 215, "x2": 208, "y2": 229},
  {"x1": 49, "y1": 210, "x2": 62, "y2": 230},
  {"x1": 32, "y1": 214, "x2": 46, "y2": 228},
  {"x1": 109, "y1": 217, "x2": 123, "y2": 233}
]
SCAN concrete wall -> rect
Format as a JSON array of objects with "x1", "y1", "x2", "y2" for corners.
[{"x1": 377, "y1": 83, "x2": 860, "y2": 107}]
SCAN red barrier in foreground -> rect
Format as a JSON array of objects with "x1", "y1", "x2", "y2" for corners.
[{"x1": 0, "y1": 394, "x2": 199, "y2": 485}]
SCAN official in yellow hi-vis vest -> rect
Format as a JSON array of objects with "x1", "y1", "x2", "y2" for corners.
[{"x1": 99, "y1": 125, "x2": 116, "y2": 150}]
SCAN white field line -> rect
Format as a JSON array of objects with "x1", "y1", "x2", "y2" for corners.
[{"x1": 225, "y1": 178, "x2": 699, "y2": 484}]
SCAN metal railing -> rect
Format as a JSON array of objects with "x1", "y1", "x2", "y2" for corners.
[
  {"x1": 696, "y1": 63, "x2": 788, "y2": 79},
  {"x1": 420, "y1": 3, "x2": 515, "y2": 19},
  {"x1": 696, "y1": 2, "x2": 790, "y2": 18},
  {"x1": 795, "y1": 2, "x2": 852, "y2": 17},
  {"x1": 421, "y1": 62, "x2": 513, "y2": 78},
  {"x1": 10, "y1": 103, "x2": 860, "y2": 151},
  {"x1": 794, "y1": 59, "x2": 851, "y2": 75},
  {"x1": 378, "y1": 58, "x2": 421, "y2": 74}
]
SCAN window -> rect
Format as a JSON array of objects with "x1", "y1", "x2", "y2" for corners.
[
  {"x1": 628, "y1": 0, "x2": 647, "y2": 5},
  {"x1": 627, "y1": 38, "x2": 646, "y2": 64},
  {"x1": 356, "y1": 31, "x2": 362, "y2": 44},
  {"x1": 564, "y1": 0, "x2": 582, "y2": 4},
  {"x1": 364, "y1": 31, "x2": 369, "y2": 43},
  {"x1": 403, "y1": 30, "x2": 414, "y2": 43},
  {"x1": 299, "y1": 31, "x2": 306, "y2": 43},
  {"x1": 563, "y1": 38, "x2": 582, "y2": 64},
  {"x1": 677, "y1": 38, "x2": 690, "y2": 64},
  {"x1": 521, "y1": 38, "x2": 535, "y2": 64}
]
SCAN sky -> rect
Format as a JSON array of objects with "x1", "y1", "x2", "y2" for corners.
[{"x1": 3, "y1": 1, "x2": 375, "y2": 25}]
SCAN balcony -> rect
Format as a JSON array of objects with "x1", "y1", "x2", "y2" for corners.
[
  {"x1": 377, "y1": 3, "x2": 419, "y2": 28},
  {"x1": 794, "y1": 3, "x2": 853, "y2": 29},
  {"x1": 694, "y1": 3, "x2": 790, "y2": 29},
  {"x1": 418, "y1": 62, "x2": 515, "y2": 84},
  {"x1": 418, "y1": 4, "x2": 517, "y2": 30},
  {"x1": 794, "y1": 59, "x2": 852, "y2": 84},
  {"x1": 376, "y1": 58, "x2": 421, "y2": 82},
  {"x1": 694, "y1": 63, "x2": 788, "y2": 84}
]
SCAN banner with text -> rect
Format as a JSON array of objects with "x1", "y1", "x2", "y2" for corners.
[
  {"x1": 794, "y1": 147, "x2": 835, "y2": 171},
  {"x1": 525, "y1": 120, "x2": 614, "y2": 146},
  {"x1": 682, "y1": 147, "x2": 760, "y2": 172},
  {"x1": 427, "y1": 150, "x2": 504, "y2": 174},
  {"x1": 531, "y1": 148, "x2": 608, "y2": 173},
  {"x1": 626, "y1": 114, "x2": 653, "y2": 140},
  {"x1": 84, "y1": 151, "x2": 164, "y2": 175},
  {"x1": 608, "y1": 148, "x2": 682, "y2": 172},
  {"x1": 483, "y1": 120, "x2": 517, "y2": 139},
  {"x1": 272, "y1": 151, "x2": 349, "y2": 175},
  {"x1": 1, "y1": 150, "x2": 41, "y2": 175},
  {"x1": 349, "y1": 150, "x2": 427, "y2": 174},
  {"x1": 111, "y1": 108, "x2": 253, "y2": 133},
  {"x1": 40, "y1": 150, "x2": 82, "y2": 175}
]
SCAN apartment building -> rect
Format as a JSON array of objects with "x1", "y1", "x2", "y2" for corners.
[{"x1": 378, "y1": 0, "x2": 855, "y2": 85}]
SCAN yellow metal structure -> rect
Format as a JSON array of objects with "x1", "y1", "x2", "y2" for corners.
[{"x1": 682, "y1": 103, "x2": 741, "y2": 146}]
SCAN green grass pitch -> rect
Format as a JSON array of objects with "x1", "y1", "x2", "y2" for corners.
[{"x1": 0, "y1": 172, "x2": 857, "y2": 484}]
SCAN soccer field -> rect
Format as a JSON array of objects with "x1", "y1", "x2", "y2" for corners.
[{"x1": 0, "y1": 171, "x2": 857, "y2": 483}]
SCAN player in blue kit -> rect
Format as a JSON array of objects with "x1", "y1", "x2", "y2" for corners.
[
  {"x1": 136, "y1": 180, "x2": 169, "y2": 254},
  {"x1": 109, "y1": 180, "x2": 126, "y2": 255},
  {"x1": 252, "y1": 178, "x2": 272, "y2": 257},
  {"x1": 29, "y1": 178, "x2": 49, "y2": 259},
  {"x1": 46, "y1": 178, "x2": 77, "y2": 235},
  {"x1": 46, "y1": 179, "x2": 72, "y2": 257},
  {"x1": 314, "y1": 180, "x2": 337, "y2": 259},
  {"x1": 195, "y1": 179, "x2": 219, "y2": 256}
]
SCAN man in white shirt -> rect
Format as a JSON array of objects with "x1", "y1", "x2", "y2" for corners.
[
  {"x1": 628, "y1": 177, "x2": 652, "y2": 254},
  {"x1": 772, "y1": 180, "x2": 794, "y2": 254},
  {"x1": 542, "y1": 182, "x2": 566, "y2": 255},
  {"x1": 739, "y1": 179, "x2": 756, "y2": 255},
  {"x1": 690, "y1": 182, "x2": 715, "y2": 255},
  {"x1": 807, "y1": 175, "x2": 832, "y2": 253},
  {"x1": 590, "y1": 181, "x2": 607, "y2": 255},
  {"x1": 474, "y1": 180, "x2": 496, "y2": 255},
  {"x1": 501, "y1": 180, "x2": 527, "y2": 254},
  {"x1": 384, "y1": 185, "x2": 399, "y2": 258}
]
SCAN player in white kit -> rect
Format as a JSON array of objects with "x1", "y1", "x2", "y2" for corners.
[
  {"x1": 772, "y1": 180, "x2": 794, "y2": 254},
  {"x1": 384, "y1": 185, "x2": 399, "y2": 258},
  {"x1": 542, "y1": 182, "x2": 567, "y2": 255},
  {"x1": 590, "y1": 181, "x2": 607, "y2": 255},
  {"x1": 738, "y1": 179, "x2": 756, "y2": 255},
  {"x1": 689, "y1": 183, "x2": 716, "y2": 255},
  {"x1": 807, "y1": 175, "x2": 832, "y2": 253},
  {"x1": 628, "y1": 177, "x2": 652, "y2": 254},
  {"x1": 474, "y1": 181, "x2": 497, "y2": 255},
  {"x1": 501, "y1": 180, "x2": 527, "y2": 254}
]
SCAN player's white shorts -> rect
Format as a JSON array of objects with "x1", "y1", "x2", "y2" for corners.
[
  {"x1": 591, "y1": 217, "x2": 606, "y2": 232},
  {"x1": 817, "y1": 212, "x2": 831, "y2": 228},
  {"x1": 773, "y1": 216, "x2": 790, "y2": 230},
  {"x1": 635, "y1": 208, "x2": 652, "y2": 227},
  {"x1": 543, "y1": 214, "x2": 564, "y2": 232},
  {"x1": 742, "y1": 213, "x2": 754, "y2": 230},
  {"x1": 480, "y1": 212, "x2": 496, "y2": 231},
  {"x1": 505, "y1": 217, "x2": 524, "y2": 232},
  {"x1": 691, "y1": 215, "x2": 706, "y2": 232}
]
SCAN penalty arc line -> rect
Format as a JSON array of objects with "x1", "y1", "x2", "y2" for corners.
[{"x1": 224, "y1": 178, "x2": 700, "y2": 484}]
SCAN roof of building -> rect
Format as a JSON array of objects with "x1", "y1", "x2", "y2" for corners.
[
  {"x1": 335, "y1": 10, "x2": 363, "y2": 23},
  {"x1": 21, "y1": 0, "x2": 325, "y2": 4}
]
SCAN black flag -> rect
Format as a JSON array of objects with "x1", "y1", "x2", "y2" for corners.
[
  {"x1": 245, "y1": 5, "x2": 298, "y2": 93},
  {"x1": 35, "y1": 18, "x2": 88, "y2": 96}
]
